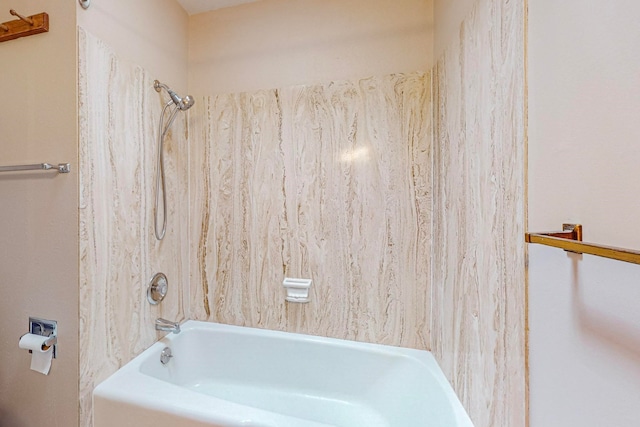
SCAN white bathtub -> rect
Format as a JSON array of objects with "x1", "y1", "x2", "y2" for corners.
[{"x1": 93, "y1": 321, "x2": 473, "y2": 427}]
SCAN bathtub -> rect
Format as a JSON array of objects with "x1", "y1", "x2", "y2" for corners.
[{"x1": 93, "y1": 321, "x2": 473, "y2": 427}]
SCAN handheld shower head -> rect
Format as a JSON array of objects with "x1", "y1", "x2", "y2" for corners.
[
  {"x1": 154, "y1": 80, "x2": 194, "y2": 111},
  {"x1": 179, "y1": 95, "x2": 195, "y2": 111},
  {"x1": 152, "y1": 79, "x2": 195, "y2": 241}
]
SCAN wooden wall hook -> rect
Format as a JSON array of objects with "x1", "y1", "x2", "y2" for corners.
[
  {"x1": 10, "y1": 9, "x2": 34, "y2": 25},
  {"x1": 0, "y1": 11, "x2": 48, "y2": 43}
]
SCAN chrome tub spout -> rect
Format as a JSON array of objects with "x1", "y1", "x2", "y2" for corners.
[{"x1": 155, "y1": 318, "x2": 181, "y2": 334}]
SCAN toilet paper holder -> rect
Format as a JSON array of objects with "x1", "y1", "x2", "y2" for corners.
[{"x1": 21, "y1": 317, "x2": 57, "y2": 358}]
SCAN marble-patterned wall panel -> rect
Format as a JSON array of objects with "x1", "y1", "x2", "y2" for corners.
[
  {"x1": 431, "y1": 0, "x2": 526, "y2": 426},
  {"x1": 190, "y1": 72, "x2": 431, "y2": 348},
  {"x1": 78, "y1": 28, "x2": 189, "y2": 427}
]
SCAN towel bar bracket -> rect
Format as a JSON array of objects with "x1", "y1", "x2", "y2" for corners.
[{"x1": 530, "y1": 223, "x2": 583, "y2": 243}]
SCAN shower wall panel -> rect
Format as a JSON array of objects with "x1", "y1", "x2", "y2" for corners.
[
  {"x1": 431, "y1": 0, "x2": 526, "y2": 426},
  {"x1": 189, "y1": 72, "x2": 432, "y2": 349},
  {"x1": 78, "y1": 28, "x2": 189, "y2": 426}
]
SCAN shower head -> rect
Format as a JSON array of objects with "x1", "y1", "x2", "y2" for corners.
[
  {"x1": 154, "y1": 80, "x2": 195, "y2": 111},
  {"x1": 178, "y1": 94, "x2": 195, "y2": 111}
]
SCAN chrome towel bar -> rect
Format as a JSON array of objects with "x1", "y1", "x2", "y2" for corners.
[{"x1": 0, "y1": 163, "x2": 70, "y2": 173}]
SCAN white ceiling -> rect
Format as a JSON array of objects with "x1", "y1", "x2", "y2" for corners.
[{"x1": 177, "y1": 0, "x2": 262, "y2": 15}]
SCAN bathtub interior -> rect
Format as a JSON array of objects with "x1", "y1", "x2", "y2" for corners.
[
  {"x1": 94, "y1": 322, "x2": 473, "y2": 427},
  {"x1": 137, "y1": 323, "x2": 461, "y2": 426}
]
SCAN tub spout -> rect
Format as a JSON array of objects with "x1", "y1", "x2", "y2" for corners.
[{"x1": 155, "y1": 318, "x2": 181, "y2": 334}]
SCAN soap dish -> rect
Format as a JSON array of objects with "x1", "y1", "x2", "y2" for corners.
[{"x1": 282, "y1": 277, "x2": 312, "y2": 303}]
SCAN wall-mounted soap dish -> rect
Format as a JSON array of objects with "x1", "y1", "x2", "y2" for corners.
[{"x1": 282, "y1": 277, "x2": 312, "y2": 303}]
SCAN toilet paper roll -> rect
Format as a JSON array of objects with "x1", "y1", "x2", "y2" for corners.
[{"x1": 19, "y1": 333, "x2": 53, "y2": 375}]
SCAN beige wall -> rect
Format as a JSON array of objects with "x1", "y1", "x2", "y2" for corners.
[
  {"x1": 78, "y1": 29, "x2": 190, "y2": 427},
  {"x1": 186, "y1": 0, "x2": 433, "y2": 356},
  {"x1": 77, "y1": 2, "x2": 189, "y2": 426},
  {"x1": 189, "y1": 72, "x2": 432, "y2": 349},
  {"x1": 528, "y1": 1, "x2": 640, "y2": 425},
  {"x1": 0, "y1": 1, "x2": 79, "y2": 426},
  {"x1": 189, "y1": 0, "x2": 434, "y2": 95},
  {"x1": 528, "y1": 0, "x2": 640, "y2": 247},
  {"x1": 432, "y1": 0, "x2": 526, "y2": 426},
  {"x1": 434, "y1": 0, "x2": 475, "y2": 57},
  {"x1": 77, "y1": 0, "x2": 188, "y2": 89}
]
